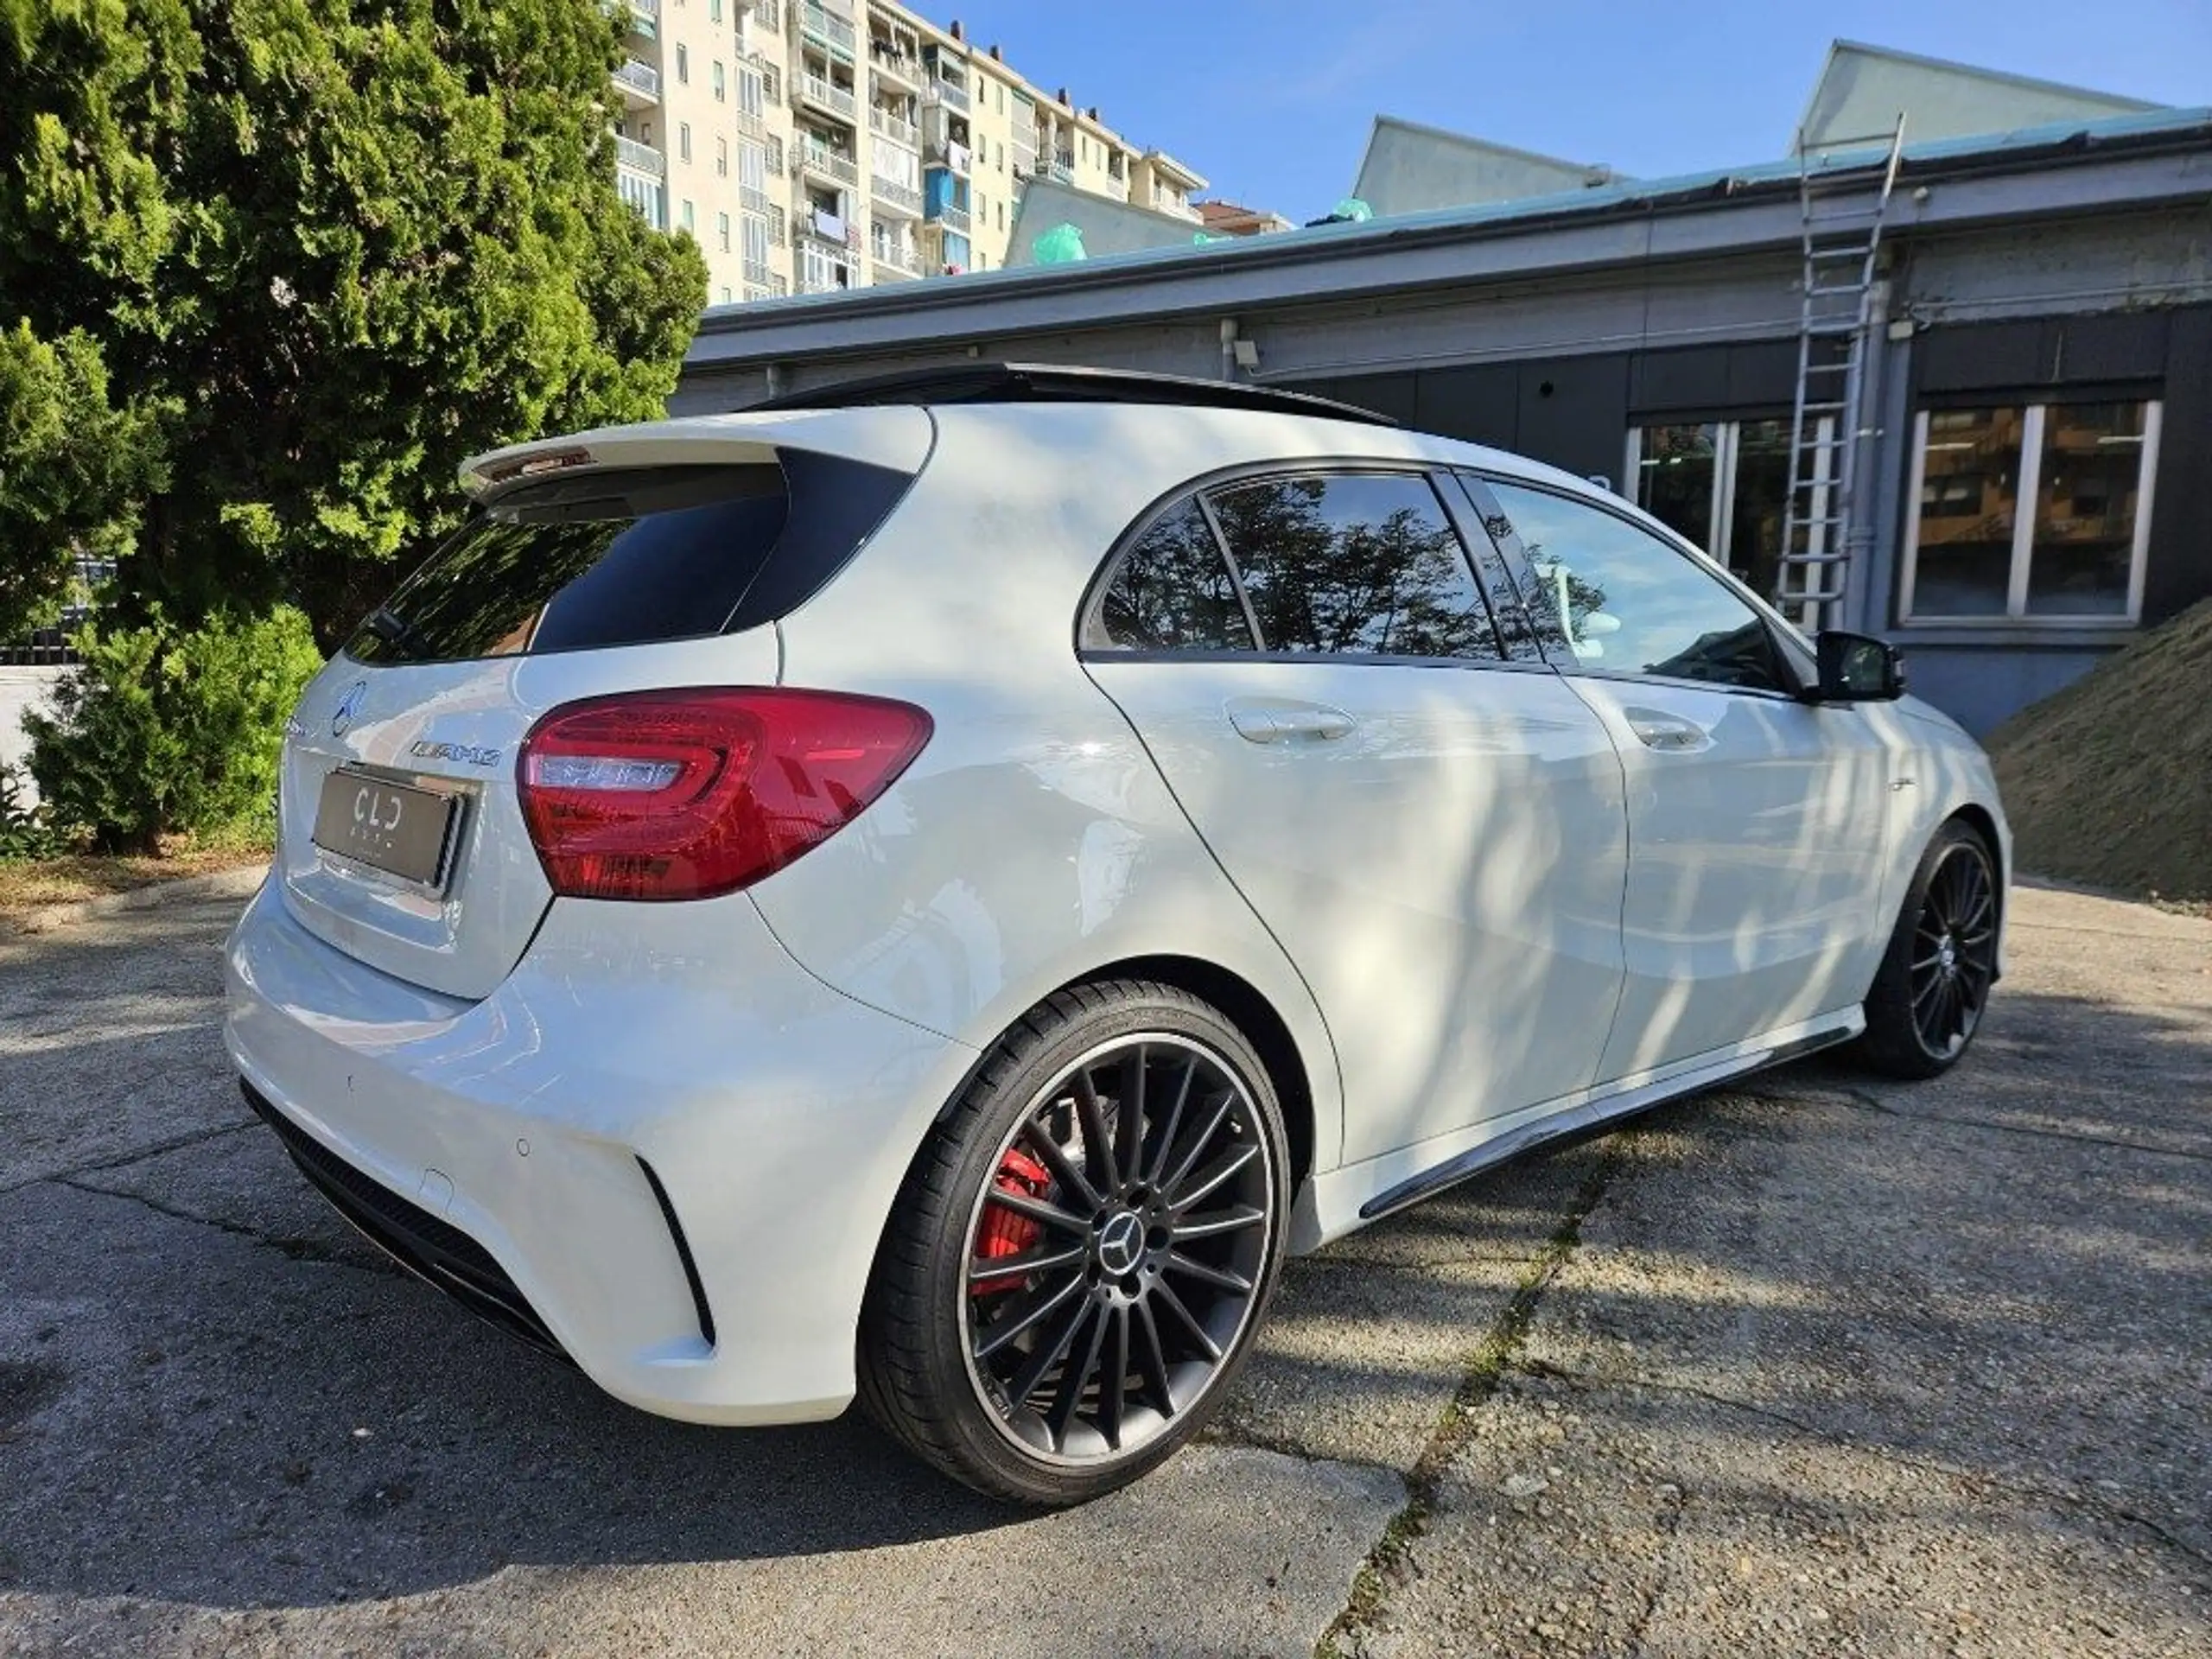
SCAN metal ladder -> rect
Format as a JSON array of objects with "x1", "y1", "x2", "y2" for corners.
[{"x1": 1773, "y1": 115, "x2": 1907, "y2": 632}]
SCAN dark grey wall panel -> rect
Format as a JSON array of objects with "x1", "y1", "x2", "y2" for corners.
[
  {"x1": 1628, "y1": 348, "x2": 1729, "y2": 414},
  {"x1": 2060, "y1": 312, "x2": 2170, "y2": 382},
  {"x1": 1902, "y1": 643, "x2": 2120, "y2": 736},
  {"x1": 1413, "y1": 364, "x2": 1518, "y2": 447},
  {"x1": 2144, "y1": 305, "x2": 2212, "y2": 625},
  {"x1": 1311, "y1": 372, "x2": 1420, "y2": 426},
  {"x1": 1916, "y1": 312, "x2": 2176, "y2": 393},
  {"x1": 1516, "y1": 353, "x2": 1630, "y2": 484},
  {"x1": 1916, "y1": 321, "x2": 2050, "y2": 391}
]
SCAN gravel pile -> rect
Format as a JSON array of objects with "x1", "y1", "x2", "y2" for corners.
[{"x1": 1986, "y1": 598, "x2": 2212, "y2": 903}]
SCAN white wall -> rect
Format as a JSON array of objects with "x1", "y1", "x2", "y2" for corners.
[{"x1": 0, "y1": 667, "x2": 64, "y2": 801}]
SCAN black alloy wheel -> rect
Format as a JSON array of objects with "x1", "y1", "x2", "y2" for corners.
[
  {"x1": 1908, "y1": 838, "x2": 1999, "y2": 1061},
  {"x1": 1856, "y1": 819, "x2": 2000, "y2": 1078},
  {"x1": 958, "y1": 1033, "x2": 1274, "y2": 1465},
  {"x1": 858, "y1": 981, "x2": 1290, "y2": 1504}
]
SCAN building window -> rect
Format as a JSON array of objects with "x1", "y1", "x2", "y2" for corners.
[
  {"x1": 682, "y1": 198, "x2": 695, "y2": 232},
  {"x1": 710, "y1": 0, "x2": 721, "y2": 18},
  {"x1": 679, "y1": 123, "x2": 692, "y2": 163},
  {"x1": 713, "y1": 60, "x2": 726, "y2": 101},
  {"x1": 718, "y1": 211, "x2": 731, "y2": 251},
  {"x1": 996, "y1": 199, "x2": 1004, "y2": 230},
  {"x1": 716, "y1": 136, "x2": 728, "y2": 175},
  {"x1": 720, "y1": 285, "x2": 733, "y2": 304},
  {"x1": 1625, "y1": 418, "x2": 1824, "y2": 604},
  {"x1": 1901, "y1": 400, "x2": 2161, "y2": 623},
  {"x1": 676, "y1": 44, "x2": 689, "y2": 84}
]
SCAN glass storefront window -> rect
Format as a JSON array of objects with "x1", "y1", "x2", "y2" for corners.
[
  {"x1": 1903, "y1": 400, "x2": 2159, "y2": 624},
  {"x1": 1627, "y1": 419, "x2": 1823, "y2": 603},
  {"x1": 2027, "y1": 402, "x2": 2150, "y2": 617},
  {"x1": 1906, "y1": 406, "x2": 2024, "y2": 618},
  {"x1": 1634, "y1": 423, "x2": 1719, "y2": 556}
]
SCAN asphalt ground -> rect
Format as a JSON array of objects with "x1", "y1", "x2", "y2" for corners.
[{"x1": 2, "y1": 881, "x2": 2205, "y2": 1656}]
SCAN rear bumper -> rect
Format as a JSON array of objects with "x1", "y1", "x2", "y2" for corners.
[{"x1": 223, "y1": 877, "x2": 977, "y2": 1425}]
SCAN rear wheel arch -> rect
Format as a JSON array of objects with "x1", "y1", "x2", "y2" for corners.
[{"x1": 931, "y1": 954, "x2": 1319, "y2": 1194}]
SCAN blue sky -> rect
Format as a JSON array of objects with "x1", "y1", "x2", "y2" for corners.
[{"x1": 943, "y1": 0, "x2": 2210, "y2": 219}]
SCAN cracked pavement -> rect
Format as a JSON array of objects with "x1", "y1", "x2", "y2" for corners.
[{"x1": 3, "y1": 882, "x2": 2209, "y2": 1656}]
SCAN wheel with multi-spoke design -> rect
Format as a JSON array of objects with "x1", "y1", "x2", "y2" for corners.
[
  {"x1": 858, "y1": 980, "x2": 1290, "y2": 1503},
  {"x1": 1855, "y1": 819, "x2": 2000, "y2": 1078}
]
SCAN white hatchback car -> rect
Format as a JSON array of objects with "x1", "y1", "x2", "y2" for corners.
[{"x1": 226, "y1": 365, "x2": 2007, "y2": 1504}]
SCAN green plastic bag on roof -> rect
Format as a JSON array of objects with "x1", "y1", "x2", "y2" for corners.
[
  {"x1": 1193, "y1": 231, "x2": 1230, "y2": 245},
  {"x1": 1032, "y1": 223, "x2": 1087, "y2": 263},
  {"x1": 1332, "y1": 197, "x2": 1373, "y2": 222}
]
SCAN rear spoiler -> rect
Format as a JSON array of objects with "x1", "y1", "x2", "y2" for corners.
[{"x1": 460, "y1": 406, "x2": 933, "y2": 500}]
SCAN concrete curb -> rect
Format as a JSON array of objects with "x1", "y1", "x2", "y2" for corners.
[{"x1": 6, "y1": 862, "x2": 268, "y2": 936}]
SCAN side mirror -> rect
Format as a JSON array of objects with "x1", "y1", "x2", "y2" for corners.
[{"x1": 1813, "y1": 632, "x2": 1907, "y2": 702}]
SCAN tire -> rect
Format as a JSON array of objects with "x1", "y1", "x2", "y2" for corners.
[
  {"x1": 857, "y1": 979, "x2": 1292, "y2": 1505},
  {"x1": 1853, "y1": 818, "x2": 2000, "y2": 1079}
]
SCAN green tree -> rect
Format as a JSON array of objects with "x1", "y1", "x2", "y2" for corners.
[
  {"x1": 0, "y1": 0, "x2": 707, "y2": 648},
  {"x1": 0, "y1": 320, "x2": 166, "y2": 639}
]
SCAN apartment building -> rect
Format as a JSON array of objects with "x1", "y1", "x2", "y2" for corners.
[{"x1": 607, "y1": 0, "x2": 1207, "y2": 303}]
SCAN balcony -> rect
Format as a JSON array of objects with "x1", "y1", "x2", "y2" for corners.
[
  {"x1": 602, "y1": 0, "x2": 658, "y2": 39},
  {"x1": 799, "y1": 0, "x2": 856, "y2": 59},
  {"x1": 926, "y1": 200, "x2": 971, "y2": 233},
  {"x1": 613, "y1": 134, "x2": 665, "y2": 178},
  {"x1": 870, "y1": 173, "x2": 922, "y2": 216},
  {"x1": 925, "y1": 137, "x2": 971, "y2": 175},
  {"x1": 794, "y1": 140, "x2": 858, "y2": 188},
  {"x1": 612, "y1": 59, "x2": 660, "y2": 106},
  {"x1": 739, "y1": 182, "x2": 770, "y2": 213},
  {"x1": 924, "y1": 77, "x2": 970, "y2": 114},
  {"x1": 1036, "y1": 157, "x2": 1074, "y2": 186},
  {"x1": 734, "y1": 107, "x2": 765, "y2": 139},
  {"x1": 616, "y1": 171, "x2": 666, "y2": 231},
  {"x1": 803, "y1": 207, "x2": 861, "y2": 251},
  {"x1": 750, "y1": 0, "x2": 783, "y2": 31},
  {"x1": 869, "y1": 46, "x2": 922, "y2": 90},
  {"x1": 868, "y1": 105, "x2": 919, "y2": 149},
  {"x1": 743, "y1": 257, "x2": 773, "y2": 289},
  {"x1": 797, "y1": 72, "x2": 858, "y2": 123},
  {"x1": 871, "y1": 244, "x2": 923, "y2": 278}
]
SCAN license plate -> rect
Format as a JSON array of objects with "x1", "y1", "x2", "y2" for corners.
[{"x1": 312, "y1": 768, "x2": 461, "y2": 891}]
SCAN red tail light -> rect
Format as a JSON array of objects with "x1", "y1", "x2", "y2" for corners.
[{"x1": 516, "y1": 688, "x2": 932, "y2": 901}]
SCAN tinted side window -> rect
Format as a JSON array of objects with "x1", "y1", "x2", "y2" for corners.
[
  {"x1": 1486, "y1": 481, "x2": 1789, "y2": 694},
  {"x1": 1090, "y1": 499, "x2": 1255, "y2": 652},
  {"x1": 1206, "y1": 474, "x2": 1500, "y2": 659}
]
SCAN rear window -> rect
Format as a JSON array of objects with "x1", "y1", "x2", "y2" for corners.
[{"x1": 346, "y1": 452, "x2": 911, "y2": 664}]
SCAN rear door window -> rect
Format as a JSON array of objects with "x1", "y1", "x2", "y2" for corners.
[
  {"x1": 1205, "y1": 473, "x2": 1503, "y2": 659},
  {"x1": 347, "y1": 453, "x2": 910, "y2": 664},
  {"x1": 1087, "y1": 499, "x2": 1255, "y2": 652}
]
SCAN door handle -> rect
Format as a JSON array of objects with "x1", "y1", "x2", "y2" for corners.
[
  {"x1": 1226, "y1": 699, "x2": 1357, "y2": 744},
  {"x1": 1624, "y1": 708, "x2": 1713, "y2": 753}
]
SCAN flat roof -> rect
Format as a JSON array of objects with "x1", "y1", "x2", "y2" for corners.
[{"x1": 689, "y1": 103, "x2": 2212, "y2": 365}]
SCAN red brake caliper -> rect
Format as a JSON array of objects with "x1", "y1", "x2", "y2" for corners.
[{"x1": 973, "y1": 1147, "x2": 1052, "y2": 1295}]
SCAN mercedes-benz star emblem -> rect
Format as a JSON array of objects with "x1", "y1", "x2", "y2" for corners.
[
  {"x1": 329, "y1": 681, "x2": 368, "y2": 737},
  {"x1": 1096, "y1": 1211, "x2": 1144, "y2": 1277}
]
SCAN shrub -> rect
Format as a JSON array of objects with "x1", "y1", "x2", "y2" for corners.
[
  {"x1": 26, "y1": 607, "x2": 323, "y2": 855},
  {"x1": 0, "y1": 761, "x2": 69, "y2": 860}
]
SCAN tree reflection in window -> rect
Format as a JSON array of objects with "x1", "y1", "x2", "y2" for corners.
[
  {"x1": 1096, "y1": 499, "x2": 1254, "y2": 651},
  {"x1": 1207, "y1": 474, "x2": 1498, "y2": 659}
]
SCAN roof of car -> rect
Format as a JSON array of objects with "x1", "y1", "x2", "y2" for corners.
[
  {"x1": 745, "y1": 363, "x2": 1398, "y2": 427},
  {"x1": 461, "y1": 381, "x2": 1620, "y2": 505}
]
